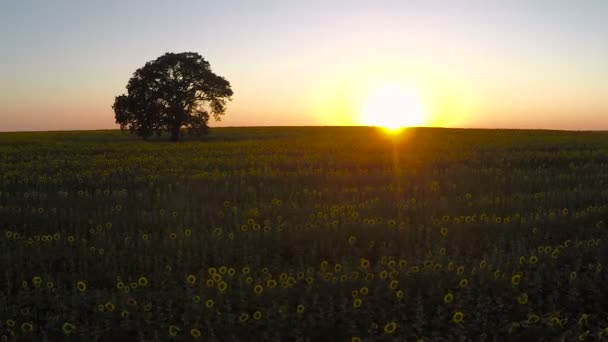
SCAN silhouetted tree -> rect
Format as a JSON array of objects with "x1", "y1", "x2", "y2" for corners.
[{"x1": 113, "y1": 52, "x2": 233, "y2": 141}]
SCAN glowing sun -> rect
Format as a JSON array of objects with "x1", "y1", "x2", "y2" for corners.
[{"x1": 360, "y1": 84, "x2": 428, "y2": 132}]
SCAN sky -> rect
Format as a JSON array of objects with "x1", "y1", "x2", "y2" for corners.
[{"x1": 1, "y1": 0, "x2": 607, "y2": 131}]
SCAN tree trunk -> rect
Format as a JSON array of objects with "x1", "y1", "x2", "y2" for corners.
[{"x1": 170, "y1": 125, "x2": 180, "y2": 141}]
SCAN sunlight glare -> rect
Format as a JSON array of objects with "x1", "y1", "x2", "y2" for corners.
[{"x1": 360, "y1": 84, "x2": 428, "y2": 132}]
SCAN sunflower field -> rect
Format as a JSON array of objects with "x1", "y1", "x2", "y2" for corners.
[{"x1": 1, "y1": 127, "x2": 607, "y2": 341}]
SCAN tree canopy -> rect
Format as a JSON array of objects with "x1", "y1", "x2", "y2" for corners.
[{"x1": 113, "y1": 52, "x2": 233, "y2": 141}]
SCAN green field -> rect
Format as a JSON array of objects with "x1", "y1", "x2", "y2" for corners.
[{"x1": 1, "y1": 127, "x2": 608, "y2": 341}]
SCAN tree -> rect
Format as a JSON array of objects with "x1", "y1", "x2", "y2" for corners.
[{"x1": 113, "y1": 52, "x2": 233, "y2": 141}]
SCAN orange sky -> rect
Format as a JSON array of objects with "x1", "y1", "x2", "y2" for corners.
[{"x1": 1, "y1": 1, "x2": 607, "y2": 131}]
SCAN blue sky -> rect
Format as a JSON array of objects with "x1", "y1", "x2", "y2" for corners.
[{"x1": 1, "y1": 0, "x2": 607, "y2": 131}]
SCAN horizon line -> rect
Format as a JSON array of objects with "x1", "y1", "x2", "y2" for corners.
[{"x1": 2, "y1": 125, "x2": 608, "y2": 134}]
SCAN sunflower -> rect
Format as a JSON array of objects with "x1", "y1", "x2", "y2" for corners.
[
  {"x1": 239, "y1": 313, "x2": 249, "y2": 322},
  {"x1": 62, "y1": 322, "x2": 75, "y2": 334},
  {"x1": 21, "y1": 322, "x2": 33, "y2": 332},
  {"x1": 254, "y1": 284, "x2": 264, "y2": 295},
  {"x1": 205, "y1": 299, "x2": 214, "y2": 308},
  {"x1": 511, "y1": 274, "x2": 521, "y2": 286},
  {"x1": 348, "y1": 235, "x2": 357, "y2": 245},
  {"x1": 190, "y1": 328, "x2": 202, "y2": 339},
  {"x1": 444, "y1": 292, "x2": 454, "y2": 304},
  {"x1": 105, "y1": 302, "x2": 115, "y2": 312},
  {"x1": 267, "y1": 279, "x2": 277, "y2": 288},
  {"x1": 517, "y1": 293, "x2": 528, "y2": 305},
  {"x1": 296, "y1": 304, "x2": 305, "y2": 314},
  {"x1": 253, "y1": 311, "x2": 262, "y2": 320},
  {"x1": 168, "y1": 325, "x2": 181, "y2": 337},
  {"x1": 138, "y1": 276, "x2": 149, "y2": 287},
  {"x1": 527, "y1": 313, "x2": 540, "y2": 324},
  {"x1": 383, "y1": 321, "x2": 397, "y2": 334},
  {"x1": 186, "y1": 274, "x2": 197, "y2": 285},
  {"x1": 76, "y1": 280, "x2": 87, "y2": 292},
  {"x1": 320, "y1": 260, "x2": 329, "y2": 270},
  {"x1": 452, "y1": 311, "x2": 464, "y2": 323},
  {"x1": 353, "y1": 298, "x2": 362, "y2": 309},
  {"x1": 217, "y1": 281, "x2": 228, "y2": 292}
]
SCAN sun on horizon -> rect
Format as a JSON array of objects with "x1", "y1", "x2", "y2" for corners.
[{"x1": 359, "y1": 84, "x2": 429, "y2": 133}]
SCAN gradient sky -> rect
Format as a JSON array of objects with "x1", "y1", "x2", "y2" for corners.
[{"x1": 1, "y1": 0, "x2": 607, "y2": 131}]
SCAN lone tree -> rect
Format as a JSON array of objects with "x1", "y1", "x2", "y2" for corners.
[{"x1": 113, "y1": 52, "x2": 233, "y2": 141}]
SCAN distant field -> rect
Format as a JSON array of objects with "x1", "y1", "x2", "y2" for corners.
[{"x1": 1, "y1": 127, "x2": 608, "y2": 341}]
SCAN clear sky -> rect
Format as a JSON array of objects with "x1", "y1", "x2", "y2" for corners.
[{"x1": 1, "y1": 0, "x2": 607, "y2": 131}]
